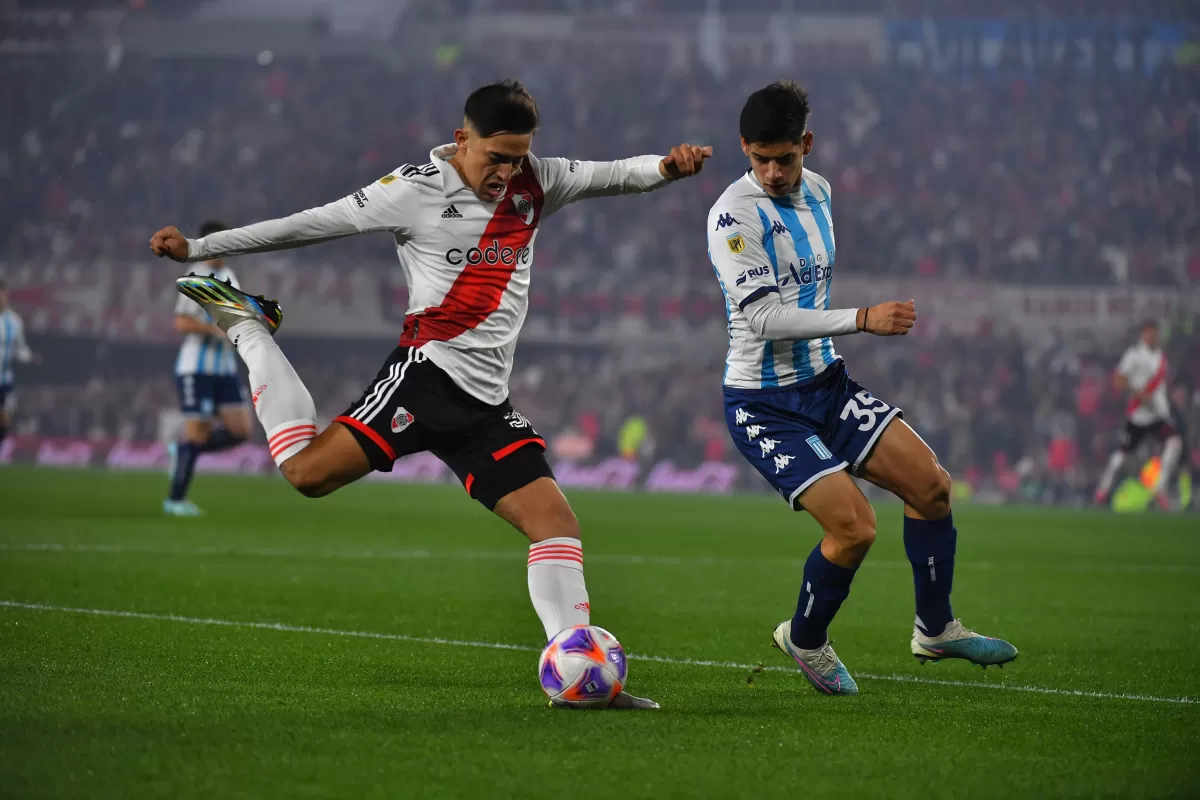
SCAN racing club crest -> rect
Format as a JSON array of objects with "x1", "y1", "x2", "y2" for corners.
[{"x1": 512, "y1": 192, "x2": 535, "y2": 226}]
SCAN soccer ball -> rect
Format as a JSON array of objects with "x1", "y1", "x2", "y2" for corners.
[{"x1": 538, "y1": 625, "x2": 628, "y2": 708}]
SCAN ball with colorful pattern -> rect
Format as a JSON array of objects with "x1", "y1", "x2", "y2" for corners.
[{"x1": 538, "y1": 625, "x2": 627, "y2": 708}]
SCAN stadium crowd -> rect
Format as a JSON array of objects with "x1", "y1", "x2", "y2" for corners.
[{"x1": 4, "y1": 37, "x2": 1198, "y2": 294}]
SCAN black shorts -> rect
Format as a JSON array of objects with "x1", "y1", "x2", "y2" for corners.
[
  {"x1": 335, "y1": 346, "x2": 553, "y2": 510},
  {"x1": 1119, "y1": 419, "x2": 1176, "y2": 453}
]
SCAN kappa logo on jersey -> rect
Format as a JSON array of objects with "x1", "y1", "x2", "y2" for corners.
[
  {"x1": 512, "y1": 192, "x2": 536, "y2": 225},
  {"x1": 767, "y1": 219, "x2": 788, "y2": 237},
  {"x1": 505, "y1": 410, "x2": 532, "y2": 429},
  {"x1": 806, "y1": 435, "x2": 833, "y2": 460},
  {"x1": 759, "y1": 437, "x2": 782, "y2": 457},
  {"x1": 726, "y1": 233, "x2": 746, "y2": 254},
  {"x1": 445, "y1": 240, "x2": 532, "y2": 267},
  {"x1": 441, "y1": 205, "x2": 463, "y2": 219},
  {"x1": 735, "y1": 265, "x2": 771, "y2": 286},
  {"x1": 713, "y1": 213, "x2": 739, "y2": 230},
  {"x1": 773, "y1": 454, "x2": 795, "y2": 473},
  {"x1": 734, "y1": 409, "x2": 755, "y2": 425},
  {"x1": 390, "y1": 406, "x2": 415, "y2": 434},
  {"x1": 745, "y1": 424, "x2": 766, "y2": 440}
]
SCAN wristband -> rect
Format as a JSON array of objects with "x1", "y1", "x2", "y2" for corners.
[{"x1": 860, "y1": 308, "x2": 869, "y2": 332}]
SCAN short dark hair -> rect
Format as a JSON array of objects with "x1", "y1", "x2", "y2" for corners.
[
  {"x1": 199, "y1": 220, "x2": 228, "y2": 238},
  {"x1": 740, "y1": 81, "x2": 811, "y2": 145},
  {"x1": 464, "y1": 79, "x2": 538, "y2": 137},
  {"x1": 1141, "y1": 319, "x2": 1159, "y2": 331}
]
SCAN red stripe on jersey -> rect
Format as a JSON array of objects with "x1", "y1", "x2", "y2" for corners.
[
  {"x1": 464, "y1": 473, "x2": 475, "y2": 497},
  {"x1": 1128, "y1": 355, "x2": 1168, "y2": 414},
  {"x1": 335, "y1": 415, "x2": 397, "y2": 462},
  {"x1": 492, "y1": 437, "x2": 546, "y2": 461},
  {"x1": 399, "y1": 161, "x2": 544, "y2": 346}
]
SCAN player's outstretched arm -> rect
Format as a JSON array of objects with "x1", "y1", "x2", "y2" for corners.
[
  {"x1": 855, "y1": 300, "x2": 917, "y2": 336},
  {"x1": 149, "y1": 176, "x2": 417, "y2": 263},
  {"x1": 535, "y1": 144, "x2": 711, "y2": 214}
]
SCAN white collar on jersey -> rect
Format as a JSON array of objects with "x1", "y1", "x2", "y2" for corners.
[{"x1": 432, "y1": 143, "x2": 469, "y2": 197}]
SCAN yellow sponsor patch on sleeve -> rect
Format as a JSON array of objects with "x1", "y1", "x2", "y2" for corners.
[
  {"x1": 726, "y1": 233, "x2": 746, "y2": 254},
  {"x1": 378, "y1": 174, "x2": 398, "y2": 185}
]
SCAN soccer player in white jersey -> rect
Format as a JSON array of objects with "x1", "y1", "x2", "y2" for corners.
[
  {"x1": 0, "y1": 278, "x2": 41, "y2": 450},
  {"x1": 163, "y1": 221, "x2": 254, "y2": 516},
  {"x1": 1094, "y1": 320, "x2": 1181, "y2": 510},
  {"x1": 707, "y1": 82, "x2": 1017, "y2": 695},
  {"x1": 149, "y1": 80, "x2": 709, "y2": 709}
]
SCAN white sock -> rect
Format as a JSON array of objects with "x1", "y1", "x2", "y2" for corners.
[
  {"x1": 1152, "y1": 436, "x2": 1182, "y2": 495},
  {"x1": 527, "y1": 537, "x2": 590, "y2": 640},
  {"x1": 228, "y1": 320, "x2": 317, "y2": 467},
  {"x1": 1097, "y1": 450, "x2": 1126, "y2": 495}
]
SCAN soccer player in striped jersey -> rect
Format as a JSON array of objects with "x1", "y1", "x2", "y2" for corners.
[
  {"x1": 1094, "y1": 320, "x2": 1181, "y2": 510},
  {"x1": 150, "y1": 81, "x2": 710, "y2": 708},
  {"x1": 0, "y1": 278, "x2": 40, "y2": 449},
  {"x1": 708, "y1": 82, "x2": 1017, "y2": 695},
  {"x1": 163, "y1": 221, "x2": 253, "y2": 516}
]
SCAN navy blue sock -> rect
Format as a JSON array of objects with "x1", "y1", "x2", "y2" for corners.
[
  {"x1": 168, "y1": 443, "x2": 200, "y2": 502},
  {"x1": 790, "y1": 545, "x2": 859, "y2": 650},
  {"x1": 197, "y1": 427, "x2": 244, "y2": 454},
  {"x1": 904, "y1": 513, "x2": 957, "y2": 637}
]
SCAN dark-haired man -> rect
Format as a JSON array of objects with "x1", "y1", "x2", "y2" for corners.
[
  {"x1": 150, "y1": 80, "x2": 709, "y2": 709},
  {"x1": 707, "y1": 81, "x2": 1016, "y2": 696},
  {"x1": 164, "y1": 220, "x2": 254, "y2": 516}
]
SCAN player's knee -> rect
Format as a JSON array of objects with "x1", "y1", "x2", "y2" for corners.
[
  {"x1": 827, "y1": 501, "x2": 876, "y2": 559},
  {"x1": 280, "y1": 455, "x2": 333, "y2": 498},
  {"x1": 524, "y1": 502, "x2": 582, "y2": 542},
  {"x1": 915, "y1": 466, "x2": 953, "y2": 520}
]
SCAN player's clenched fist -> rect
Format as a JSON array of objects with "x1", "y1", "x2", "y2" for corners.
[
  {"x1": 860, "y1": 299, "x2": 917, "y2": 336},
  {"x1": 660, "y1": 144, "x2": 713, "y2": 180},
  {"x1": 149, "y1": 226, "x2": 190, "y2": 262}
]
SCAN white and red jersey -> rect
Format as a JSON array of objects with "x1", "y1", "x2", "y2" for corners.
[
  {"x1": 187, "y1": 143, "x2": 668, "y2": 404},
  {"x1": 1115, "y1": 341, "x2": 1171, "y2": 426}
]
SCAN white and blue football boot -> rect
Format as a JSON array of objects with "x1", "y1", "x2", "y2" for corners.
[
  {"x1": 162, "y1": 498, "x2": 203, "y2": 517},
  {"x1": 911, "y1": 619, "x2": 1019, "y2": 669},
  {"x1": 772, "y1": 621, "x2": 859, "y2": 696},
  {"x1": 175, "y1": 273, "x2": 282, "y2": 336}
]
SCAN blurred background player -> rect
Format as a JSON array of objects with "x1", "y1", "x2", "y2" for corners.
[
  {"x1": 708, "y1": 82, "x2": 1017, "y2": 696},
  {"x1": 1094, "y1": 320, "x2": 1182, "y2": 510},
  {"x1": 164, "y1": 220, "x2": 253, "y2": 516},
  {"x1": 0, "y1": 278, "x2": 41, "y2": 449}
]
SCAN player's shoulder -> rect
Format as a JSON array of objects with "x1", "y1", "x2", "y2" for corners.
[
  {"x1": 707, "y1": 173, "x2": 762, "y2": 229},
  {"x1": 802, "y1": 170, "x2": 832, "y2": 201},
  {"x1": 374, "y1": 163, "x2": 440, "y2": 194}
]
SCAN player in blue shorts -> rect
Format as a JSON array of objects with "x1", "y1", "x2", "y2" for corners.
[
  {"x1": 707, "y1": 82, "x2": 1017, "y2": 695},
  {"x1": 164, "y1": 220, "x2": 253, "y2": 516},
  {"x1": 0, "y1": 278, "x2": 41, "y2": 450}
]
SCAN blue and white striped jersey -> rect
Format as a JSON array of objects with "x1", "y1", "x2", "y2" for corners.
[
  {"x1": 707, "y1": 170, "x2": 840, "y2": 390},
  {"x1": 174, "y1": 266, "x2": 239, "y2": 377},
  {"x1": 0, "y1": 307, "x2": 34, "y2": 386}
]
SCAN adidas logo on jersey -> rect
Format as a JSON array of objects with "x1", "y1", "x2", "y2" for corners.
[{"x1": 441, "y1": 205, "x2": 463, "y2": 219}]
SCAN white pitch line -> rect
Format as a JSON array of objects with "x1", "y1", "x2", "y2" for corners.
[
  {"x1": 3, "y1": 542, "x2": 1198, "y2": 576},
  {"x1": 2, "y1": 600, "x2": 1196, "y2": 707}
]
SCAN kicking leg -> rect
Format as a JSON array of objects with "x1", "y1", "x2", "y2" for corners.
[
  {"x1": 770, "y1": 469, "x2": 871, "y2": 696},
  {"x1": 860, "y1": 419, "x2": 1017, "y2": 668},
  {"x1": 1151, "y1": 434, "x2": 1182, "y2": 509},
  {"x1": 1095, "y1": 449, "x2": 1127, "y2": 506}
]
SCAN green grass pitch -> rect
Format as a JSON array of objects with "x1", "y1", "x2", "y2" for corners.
[{"x1": 1, "y1": 466, "x2": 1198, "y2": 798}]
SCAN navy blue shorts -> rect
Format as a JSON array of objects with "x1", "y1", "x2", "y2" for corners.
[
  {"x1": 176, "y1": 374, "x2": 246, "y2": 417},
  {"x1": 723, "y1": 360, "x2": 902, "y2": 508}
]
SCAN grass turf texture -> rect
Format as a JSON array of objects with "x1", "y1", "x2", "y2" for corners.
[{"x1": 1, "y1": 467, "x2": 1197, "y2": 799}]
